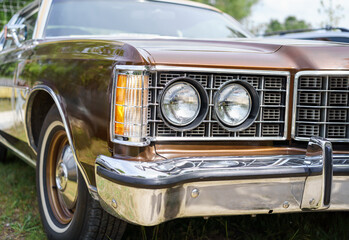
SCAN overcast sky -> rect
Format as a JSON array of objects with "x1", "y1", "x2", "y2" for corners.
[{"x1": 248, "y1": 0, "x2": 349, "y2": 30}]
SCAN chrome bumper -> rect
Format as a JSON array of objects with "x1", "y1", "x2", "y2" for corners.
[{"x1": 95, "y1": 137, "x2": 349, "y2": 226}]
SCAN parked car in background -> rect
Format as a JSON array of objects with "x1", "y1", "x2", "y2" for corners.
[
  {"x1": 265, "y1": 27, "x2": 349, "y2": 43},
  {"x1": 0, "y1": 0, "x2": 349, "y2": 239}
]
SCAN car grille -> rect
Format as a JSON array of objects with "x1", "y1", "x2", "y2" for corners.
[
  {"x1": 147, "y1": 71, "x2": 289, "y2": 141},
  {"x1": 293, "y1": 73, "x2": 349, "y2": 141}
]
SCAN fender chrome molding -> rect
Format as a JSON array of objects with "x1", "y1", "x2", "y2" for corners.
[
  {"x1": 0, "y1": 135, "x2": 36, "y2": 167},
  {"x1": 25, "y1": 85, "x2": 95, "y2": 197}
]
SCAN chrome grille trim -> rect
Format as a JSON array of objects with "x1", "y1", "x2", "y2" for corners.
[
  {"x1": 148, "y1": 66, "x2": 290, "y2": 141},
  {"x1": 292, "y1": 71, "x2": 349, "y2": 142}
]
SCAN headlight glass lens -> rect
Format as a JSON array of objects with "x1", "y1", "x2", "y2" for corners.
[
  {"x1": 215, "y1": 83, "x2": 251, "y2": 126},
  {"x1": 161, "y1": 82, "x2": 201, "y2": 126}
]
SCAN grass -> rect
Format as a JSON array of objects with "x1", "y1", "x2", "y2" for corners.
[
  {"x1": 0, "y1": 152, "x2": 45, "y2": 240},
  {"x1": 2, "y1": 151, "x2": 349, "y2": 240},
  {"x1": 124, "y1": 212, "x2": 349, "y2": 240}
]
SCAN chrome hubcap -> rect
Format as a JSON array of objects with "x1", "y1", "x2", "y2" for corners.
[
  {"x1": 55, "y1": 145, "x2": 78, "y2": 210},
  {"x1": 56, "y1": 162, "x2": 68, "y2": 190}
]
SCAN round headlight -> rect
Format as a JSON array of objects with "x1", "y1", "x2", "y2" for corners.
[
  {"x1": 161, "y1": 82, "x2": 201, "y2": 126},
  {"x1": 215, "y1": 83, "x2": 252, "y2": 126}
]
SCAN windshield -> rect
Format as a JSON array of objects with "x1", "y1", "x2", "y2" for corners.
[{"x1": 44, "y1": 0, "x2": 251, "y2": 39}]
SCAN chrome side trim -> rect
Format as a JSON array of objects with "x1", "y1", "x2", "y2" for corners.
[
  {"x1": 0, "y1": 135, "x2": 35, "y2": 167},
  {"x1": 292, "y1": 70, "x2": 349, "y2": 142},
  {"x1": 25, "y1": 86, "x2": 93, "y2": 194},
  {"x1": 301, "y1": 137, "x2": 333, "y2": 210}
]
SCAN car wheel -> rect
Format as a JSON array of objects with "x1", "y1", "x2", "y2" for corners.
[
  {"x1": 37, "y1": 105, "x2": 126, "y2": 240},
  {"x1": 0, "y1": 143, "x2": 7, "y2": 162}
]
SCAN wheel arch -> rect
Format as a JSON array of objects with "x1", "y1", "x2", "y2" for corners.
[
  {"x1": 25, "y1": 89, "x2": 54, "y2": 153},
  {"x1": 25, "y1": 85, "x2": 97, "y2": 198}
]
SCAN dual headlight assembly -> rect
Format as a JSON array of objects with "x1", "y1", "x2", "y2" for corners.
[{"x1": 159, "y1": 77, "x2": 260, "y2": 131}]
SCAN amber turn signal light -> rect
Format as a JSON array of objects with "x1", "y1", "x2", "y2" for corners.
[{"x1": 113, "y1": 73, "x2": 149, "y2": 142}]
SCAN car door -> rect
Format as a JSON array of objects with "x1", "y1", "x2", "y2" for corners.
[{"x1": 0, "y1": 5, "x2": 38, "y2": 160}]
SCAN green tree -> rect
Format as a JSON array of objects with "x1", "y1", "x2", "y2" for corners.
[
  {"x1": 265, "y1": 16, "x2": 312, "y2": 34},
  {"x1": 265, "y1": 20, "x2": 283, "y2": 34},
  {"x1": 284, "y1": 16, "x2": 311, "y2": 31},
  {"x1": 191, "y1": 0, "x2": 259, "y2": 20}
]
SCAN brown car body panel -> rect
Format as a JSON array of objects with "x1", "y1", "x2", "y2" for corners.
[{"x1": 15, "y1": 39, "x2": 146, "y2": 184}]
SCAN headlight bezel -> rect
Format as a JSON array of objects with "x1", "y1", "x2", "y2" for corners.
[
  {"x1": 159, "y1": 77, "x2": 209, "y2": 131},
  {"x1": 214, "y1": 80, "x2": 260, "y2": 132}
]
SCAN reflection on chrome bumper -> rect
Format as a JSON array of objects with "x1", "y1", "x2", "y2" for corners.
[{"x1": 95, "y1": 137, "x2": 349, "y2": 226}]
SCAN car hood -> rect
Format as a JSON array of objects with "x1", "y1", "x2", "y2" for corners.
[{"x1": 123, "y1": 38, "x2": 349, "y2": 70}]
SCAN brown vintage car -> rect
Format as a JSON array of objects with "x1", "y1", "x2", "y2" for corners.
[{"x1": 0, "y1": 0, "x2": 349, "y2": 239}]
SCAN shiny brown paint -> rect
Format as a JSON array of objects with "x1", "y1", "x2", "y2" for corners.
[
  {"x1": 156, "y1": 144, "x2": 308, "y2": 159},
  {"x1": 155, "y1": 142, "x2": 349, "y2": 160},
  {"x1": 17, "y1": 39, "x2": 146, "y2": 184},
  {"x1": 0, "y1": 43, "x2": 37, "y2": 160}
]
